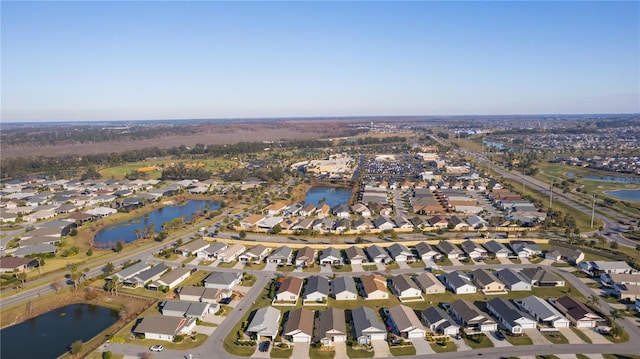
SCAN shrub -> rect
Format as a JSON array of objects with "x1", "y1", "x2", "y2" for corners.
[
  {"x1": 110, "y1": 336, "x2": 125, "y2": 344},
  {"x1": 173, "y1": 334, "x2": 184, "y2": 343},
  {"x1": 102, "y1": 351, "x2": 112, "y2": 359}
]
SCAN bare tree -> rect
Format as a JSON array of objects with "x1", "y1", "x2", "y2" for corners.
[{"x1": 53, "y1": 279, "x2": 65, "y2": 293}]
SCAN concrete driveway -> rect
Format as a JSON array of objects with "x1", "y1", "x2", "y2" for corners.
[
  {"x1": 487, "y1": 331, "x2": 513, "y2": 347},
  {"x1": 376, "y1": 263, "x2": 386, "y2": 271},
  {"x1": 291, "y1": 342, "x2": 310, "y2": 359},
  {"x1": 264, "y1": 262, "x2": 278, "y2": 271},
  {"x1": 351, "y1": 263, "x2": 364, "y2": 272},
  {"x1": 525, "y1": 329, "x2": 550, "y2": 345},
  {"x1": 558, "y1": 328, "x2": 585, "y2": 343},
  {"x1": 498, "y1": 257, "x2": 512, "y2": 265},
  {"x1": 578, "y1": 327, "x2": 610, "y2": 344},
  {"x1": 449, "y1": 258, "x2": 463, "y2": 266},
  {"x1": 371, "y1": 340, "x2": 391, "y2": 358},
  {"x1": 333, "y1": 341, "x2": 348, "y2": 359},
  {"x1": 412, "y1": 338, "x2": 435, "y2": 355},
  {"x1": 452, "y1": 336, "x2": 471, "y2": 351},
  {"x1": 397, "y1": 261, "x2": 409, "y2": 269},
  {"x1": 320, "y1": 264, "x2": 333, "y2": 274}
]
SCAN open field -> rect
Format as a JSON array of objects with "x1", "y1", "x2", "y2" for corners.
[{"x1": 100, "y1": 159, "x2": 236, "y2": 179}]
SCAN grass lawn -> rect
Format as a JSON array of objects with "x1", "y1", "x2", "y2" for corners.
[
  {"x1": 302, "y1": 265, "x2": 321, "y2": 273},
  {"x1": 571, "y1": 327, "x2": 592, "y2": 344},
  {"x1": 333, "y1": 265, "x2": 353, "y2": 273},
  {"x1": 346, "y1": 346, "x2": 374, "y2": 358},
  {"x1": 463, "y1": 334, "x2": 494, "y2": 349},
  {"x1": 309, "y1": 346, "x2": 335, "y2": 359},
  {"x1": 430, "y1": 341, "x2": 457, "y2": 353},
  {"x1": 362, "y1": 265, "x2": 378, "y2": 271},
  {"x1": 241, "y1": 274, "x2": 257, "y2": 286},
  {"x1": 504, "y1": 334, "x2": 533, "y2": 346},
  {"x1": 509, "y1": 258, "x2": 522, "y2": 264},
  {"x1": 536, "y1": 356, "x2": 560, "y2": 359},
  {"x1": 409, "y1": 261, "x2": 426, "y2": 268},
  {"x1": 551, "y1": 262, "x2": 571, "y2": 267},
  {"x1": 389, "y1": 345, "x2": 416, "y2": 356},
  {"x1": 216, "y1": 305, "x2": 233, "y2": 316},
  {"x1": 437, "y1": 257, "x2": 453, "y2": 266},
  {"x1": 245, "y1": 262, "x2": 266, "y2": 271},
  {"x1": 576, "y1": 355, "x2": 590, "y2": 359},
  {"x1": 99, "y1": 159, "x2": 235, "y2": 179},
  {"x1": 542, "y1": 331, "x2": 568, "y2": 344},
  {"x1": 602, "y1": 355, "x2": 640, "y2": 359},
  {"x1": 85, "y1": 352, "x2": 124, "y2": 359},
  {"x1": 182, "y1": 256, "x2": 197, "y2": 264},
  {"x1": 270, "y1": 347, "x2": 293, "y2": 358},
  {"x1": 482, "y1": 258, "x2": 501, "y2": 265},
  {"x1": 603, "y1": 329, "x2": 630, "y2": 343},
  {"x1": 180, "y1": 270, "x2": 211, "y2": 287},
  {"x1": 217, "y1": 260, "x2": 239, "y2": 268}
]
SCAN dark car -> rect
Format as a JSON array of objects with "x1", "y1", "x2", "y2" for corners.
[
  {"x1": 259, "y1": 341, "x2": 270, "y2": 352},
  {"x1": 220, "y1": 297, "x2": 232, "y2": 305},
  {"x1": 494, "y1": 331, "x2": 505, "y2": 340}
]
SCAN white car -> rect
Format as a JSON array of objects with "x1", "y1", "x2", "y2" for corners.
[{"x1": 149, "y1": 345, "x2": 164, "y2": 352}]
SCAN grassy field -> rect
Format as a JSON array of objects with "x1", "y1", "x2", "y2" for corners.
[
  {"x1": 389, "y1": 345, "x2": 416, "y2": 356},
  {"x1": 309, "y1": 346, "x2": 336, "y2": 359},
  {"x1": 345, "y1": 346, "x2": 374, "y2": 358},
  {"x1": 463, "y1": 333, "x2": 493, "y2": 349},
  {"x1": 504, "y1": 333, "x2": 533, "y2": 346},
  {"x1": 100, "y1": 159, "x2": 236, "y2": 179}
]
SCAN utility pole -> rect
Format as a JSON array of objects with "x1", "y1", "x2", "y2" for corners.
[
  {"x1": 591, "y1": 194, "x2": 596, "y2": 229},
  {"x1": 549, "y1": 179, "x2": 553, "y2": 210}
]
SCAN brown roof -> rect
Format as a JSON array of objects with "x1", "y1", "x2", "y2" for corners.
[
  {"x1": 277, "y1": 276, "x2": 303, "y2": 296},
  {"x1": 0, "y1": 257, "x2": 38, "y2": 270},
  {"x1": 360, "y1": 274, "x2": 387, "y2": 294},
  {"x1": 295, "y1": 246, "x2": 315, "y2": 262},
  {"x1": 284, "y1": 308, "x2": 314, "y2": 336},
  {"x1": 66, "y1": 212, "x2": 94, "y2": 221}
]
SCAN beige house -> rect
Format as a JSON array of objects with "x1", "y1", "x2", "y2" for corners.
[
  {"x1": 360, "y1": 274, "x2": 388, "y2": 300},
  {"x1": 471, "y1": 269, "x2": 505, "y2": 294}
]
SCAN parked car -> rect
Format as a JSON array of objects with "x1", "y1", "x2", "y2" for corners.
[
  {"x1": 149, "y1": 345, "x2": 164, "y2": 352},
  {"x1": 494, "y1": 331, "x2": 505, "y2": 340},
  {"x1": 259, "y1": 341, "x2": 270, "y2": 352}
]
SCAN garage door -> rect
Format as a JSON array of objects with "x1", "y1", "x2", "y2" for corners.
[
  {"x1": 293, "y1": 335, "x2": 310, "y2": 343},
  {"x1": 333, "y1": 335, "x2": 347, "y2": 342},
  {"x1": 407, "y1": 331, "x2": 425, "y2": 339},
  {"x1": 369, "y1": 333, "x2": 386, "y2": 341}
]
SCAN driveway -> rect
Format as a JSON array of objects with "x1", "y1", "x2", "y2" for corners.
[
  {"x1": 487, "y1": 331, "x2": 513, "y2": 347},
  {"x1": 264, "y1": 262, "x2": 278, "y2": 271},
  {"x1": 351, "y1": 263, "x2": 364, "y2": 272},
  {"x1": 578, "y1": 327, "x2": 610, "y2": 344},
  {"x1": 452, "y1": 336, "x2": 471, "y2": 351},
  {"x1": 449, "y1": 258, "x2": 463, "y2": 266},
  {"x1": 208, "y1": 260, "x2": 220, "y2": 267},
  {"x1": 371, "y1": 340, "x2": 391, "y2": 358},
  {"x1": 291, "y1": 342, "x2": 310, "y2": 359},
  {"x1": 520, "y1": 257, "x2": 531, "y2": 264},
  {"x1": 397, "y1": 261, "x2": 409, "y2": 269},
  {"x1": 525, "y1": 329, "x2": 550, "y2": 345},
  {"x1": 333, "y1": 341, "x2": 348, "y2": 359},
  {"x1": 252, "y1": 342, "x2": 270, "y2": 358},
  {"x1": 412, "y1": 338, "x2": 435, "y2": 355},
  {"x1": 376, "y1": 263, "x2": 386, "y2": 271},
  {"x1": 320, "y1": 264, "x2": 333, "y2": 274},
  {"x1": 498, "y1": 257, "x2": 512, "y2": 265}
]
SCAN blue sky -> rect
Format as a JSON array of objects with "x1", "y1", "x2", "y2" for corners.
[{"x1": 2, "y1": 1, "x2": 639, "y2": 122}]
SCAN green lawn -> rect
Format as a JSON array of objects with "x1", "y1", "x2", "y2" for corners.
[
  {"x1": 346, "y1": 346, "x2": 374, "y2": 358},
  {"x1": 504, "y1": 333, "x2": 533, "y2": 346},
  {"x1": 217, "y1": 260, "x2": 239, "y2": 268},
  {"x1": 389, "y1": 345, "x2": 416, "y2": 356},
  {"x1": 602, "y1": 355, "x2": 640, "y2": 359},
  {"x1": 463, "y1": 334, "x2": 494, "y2": 349},
  {"x1": 603, "y1": 328, "x2": 630, "y2": 343},
  {"x1": 241, "y1": 274, "x2": 257, "y2": 286},
  {"x1": 543, "y1": 331, "x2": 568, "y2": 344},
  {"x1": 333, "y1": 264, "x2": 353, "y2": 273},
  {"x1": 430, "y1": 341, "x2": 457, "y2": 353},
  {"x1": 270, "y1": 347, "x2": 293, "y2": 358},
  {"x1": 309, "y1": 346, "x2": 335, "y2": 359},
  {"x1": 362, "y1": 265, "x2": 378, "y2": 271},
  {"x1": 408, "y1": 261, "x2": 426, "y2": 268},
  {"x1": 99, "y1": 159, "x2": 236, "y2": 179},
  {"x1": 482, "y1": 258, "x2": 501, "y2": 265}
]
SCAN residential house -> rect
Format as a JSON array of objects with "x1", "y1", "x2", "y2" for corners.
[
  {"x1": 483, "y1": 240, "x2": 512, "y2": 258},
  {"x1": 299, "y1": 203, "x2": 316, "y2": 217},
  {"x1": 246, "y1": 307, "x2": 281, "y2": 340},
  {"x1": 415, "y1": 242, "x2": 440, "y2": 262},
  {"x1": 387, "y1": 243, "x2": 415, "y2": 263},
  {"x1": 267, "y1": 246, "x2": 293, "y2": 265},
  {"x1": 150, "y1": 268, "x2": 191, "y2": 291},
  {"x1": 517, "y1": 296, "x2": 570, "y2": 329},
  {"x1": 437, "y1": 241, "x2": 463, "y2": 259},
  {"x1": 420, "y1": 306, "x2": 460, "y2": 337},
  {"x1": 303, "y1": 276, "x2": 330, "y2": 304},
  {"x1": 601, "y1": 273, "x2": 640, "y2": 287},
  {"x1": 615, "y1": 283, "x2": 640, "y2": 302},
  {"x1": 545, "y1": 248, "x2": 585, "y2": 264},
  {"x1": 332, "y1": 204, "x2": 351, "y2": 218},
  {"x1": 390, "y1": 274, "x2": 423, "y2": 301},
  {"x1": 351, "y1": 306, "x2": 387, "y2": 344},
  {"x1": 466, "y1": 216, "x2": 488, "y2": 229},
  {"x1": 174, "y1": 239, "x2": 210, "y2": 257},
  {"x1": 265, "y1": 202, "x2": 287, "y2": 216},
  {"x1": 319, "y1": 247, "x2": 343, "y2": 266},
  {"x1": 203, "y1": 272, "x2": 242, "y2": 290},
  {"x1": 471, "y1": 269, "x2": 505, "y2": 294},
  {"x1": 448, "y1": 216, "x2": 469, "y2": 230},
  {"x1": 160, "y1": 300, "x2": 212, "y2": 320},
  {"x1": 486, "y1": 297, "x2": 537, "y2": 335},
  {"x1": 520, "y1": 267, "x2": 565, "y2": 287},
  {"x1": 333, "y1": 218, "x2": 350, "y2": 233},
  {"x1": 353, "y1": 218, "x2": 374, "y2": 232},
  {"x1": 0, "y1": 257, "x2": 38, "y2": 273},
  {"x1": 238, "y1": 245, "x2": 270, "y2": 264},
  {"x1": 275, "y1": 276, "x2": 304, "y2": 304},
  {"x1": 14, "y1": 243, "x2": 58, "y2": 257},
  {"x1": 178, "y1": 286, "x2": 228, "y2": 304},
  {"x1": 365, "y1": 245, "x2": 392, "y2": 264},
  {"x1": 344, "y1": 246, "x2": 368, "y2": 265},
  {"x1": 385, "y1": 304, "x2": 426, "y2": 339},
  {"x1": 552, "y1": 296, "x2": 605, "y2": 328},
  {"x1": 316, "y1": 204, "x2": 331, "y2": 219},
  {"x1": 449, "y1": 299, "x2": 497, "y2": 333},
  {"x1": 393, "y1": 216, "x2": 414, "y2": 229},
  {"x1": 496, "y1": 268, "x2": 532, "y2": 291},
  {"x1": 580, "y1": 261, "x2": 634, "y2": 276},
  {"x1": 440, "y1": 272, "x2": 477, "y2": 294},
  {"x1": 240, "y1": 214, "x2": 265, "y2": 230},
  {"x1": 352, "y1": 203, "x2": 372, "y2": 218},
  {"x1": 283, "y1": 308, "x2": 315, "y2": 343},
  {"x1": 360, "y1": 274, "x2": 389, "y2": 300},
  {"x1": 197, "y1": 242, "x2": 228, "y2": 260},
  {"x1": 216, "y1": 244, "x2": 246, "y2": 263},
  {"x1": 294, "y1": 246, "x2": 316, "y2": 268},
  {"x1": 427, "y1": 216, "x2": 449, "y2": 229},
  {"x1": 108, "y1": 262, "x2": 151, "y2": 282},
  {"x1": 124, "y1": 263, "x2": 169, "y2": 288},
  {"x1": 314, "y1": 308, "x2": 347, "y2": 345},
  {"x1": 332, "y1": 277, "x2": 358, "y2": 301},
  {"x1": 510, "y1": 241, "x2": 542, "y2": 258},
  {"x1": 132, "y1": 316, "x2": 196, "y2": 342},
  {"x1": 413, "y1": 272, "x2": 446, "y2": 294},
  {"x1": 460, "y1": 240, "x2": 488, "y2": 259}
]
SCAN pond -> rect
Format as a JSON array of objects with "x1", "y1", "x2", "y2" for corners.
[
  {"x1": 605, "y1": 189, "x2": 640, "y2": 202},
  {"x1": 583, "y1": 175, "x2": 640, "y2": 184},
  {"x1": 304, "y1": 186, "x2": 352, "y2": 208},
  {"x1": 0, "y1": 303, "x2": 118, "y2": 359},
  {"x1": 95, "y1": 199, "x2": 220, "y2": 248}
]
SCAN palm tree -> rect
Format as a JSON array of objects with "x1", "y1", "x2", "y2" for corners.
[
  {"x1": 133, "y1": 228, "x2": 140, "y2": 241},
  {"x1": 16, "y1": 272, "x2": 27, "y2": 287},
  {"x1": 587, "y1": 294, "x2": 600, "y2": 309},
  {"x1": 608, "y1": 309, "x2": 622, "y2": 324}
]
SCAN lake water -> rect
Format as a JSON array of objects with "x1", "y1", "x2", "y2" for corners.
[
  {"x1": 605, "y1": 189, "x2": 640, "y2": 202},
  {"x1": 304, "y1": 186, "x2": 352, "y2": 208},
  {"x1": 95, "y1": 199, "x2": 220, "y2": 247},
  {"x1": 583, "y1": 175, "x2": 640, "y2": 184},
  {"x1": 0, "y1": 303, "x2": 118, "y2": 359},
  {"x1": 482, "y1": 140, "x2": 505, "y2": 150}
]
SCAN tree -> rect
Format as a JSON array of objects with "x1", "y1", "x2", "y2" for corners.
[
  {"x1": 587, "y1": 294, "x2": 600, "y2": 309},
  {"x1": 133, "y1": 228, "x2": 140, "y2": 241},
  {"x1": 53, "y1": 279, "x2": 65, "y2": 293},
  {"x1": 70, "y1": 271, "x2": 81, "y2": 291},
  {"x1": 103, "y1": 262, "x2": 115, "y2": 274},
  {"x1": 15, "y1": 272, "x2": 27, "y2": 287},
  {"x1": 86, "y1": 248, "x2": 93, "y2": 256},
  {"x1": 239, "y1": 230, "x2": 247, "y2": 240},
  {"x1": 636, "y1": 243, "x2": 640, "y2": 260},
  {"x1": 609, "y1": 309, "x2": 622, "y2": 323},
  {"x1": 115, "y1": 241, "x2": 124, "y2": 252},
  {"x1": 69, "y1": 228, "x2": 78, "y2": 236},
  {"x1": 610, "y1": 240, "x2": 619, "y2": 250},
  {"x1": 70, "y1": 340, "x2": 83, "y2": 356}
]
